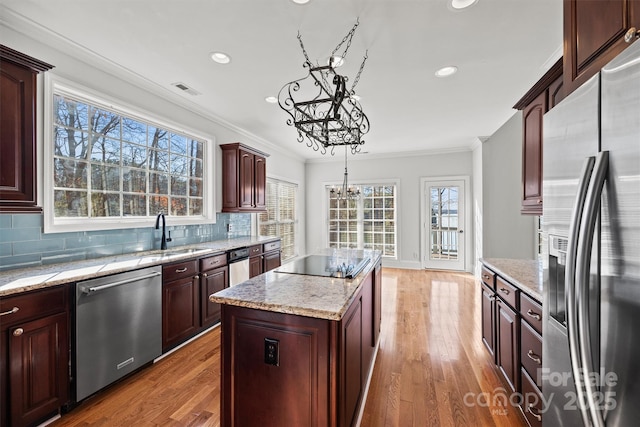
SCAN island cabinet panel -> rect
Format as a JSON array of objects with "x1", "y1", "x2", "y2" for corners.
[
  {"x1": 219, "y1": 265, "x2": 380, "y2": 427},
  {"x1": 221, "y1": 307, "x2": 331, "y2": 427}
]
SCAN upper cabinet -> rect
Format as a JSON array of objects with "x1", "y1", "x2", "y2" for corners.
[
  {"x1": 564, "y1": 0, "x2": 640, "y2": 96},
  {"x1": 220, "y1": 143, "x2": 268, "y2": 213},
  {"x1": 514, "y1": 59, "x2": 563, "y2": 215},
  {"x1": 0, "y1": 45, "x2": 54, "y2": 213}
]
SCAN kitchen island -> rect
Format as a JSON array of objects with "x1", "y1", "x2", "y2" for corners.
[{"x1": 210, "y1": 249, "x2": 382, "y2": 427}]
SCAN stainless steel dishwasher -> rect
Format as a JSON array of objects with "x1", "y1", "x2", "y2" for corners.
[
  {"x1": 228, "y1": 247, "x2": 250, "y2": 286},
  {"x1": 75, "y1": 266, "x2": 162, "y2": 401}
]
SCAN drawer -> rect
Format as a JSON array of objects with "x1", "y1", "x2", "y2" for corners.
[
  {"x1": 200, "y1": 253, "x2": 227, "y2": 272},
  {"x1": 263, "y1": 240, "x2": 281, "y2": 252},
  {"x1": 163, "y1": 260, "x2": 198, "y2": 282},
  {"x1": 520, "y1": 292, "x2": 543, "y2": 334},
  {"x1": 480, "y1": 266, "x2": 495, "y2": 290},
  {"x1": 496, "y1": 276, "x2": 518, "y2": 309},
  {"x1": 0, "y1": 286, "x2": 67, "y2": 328},
  {"x1": 248, "y1": 244, "x2": 263, "y2": 257},
  {"x1": 521, "y1": 320, "x2": 543, "y2": 389},
  {"x1": 521, "y1": 368, "x2": 542, "y2": 427}
]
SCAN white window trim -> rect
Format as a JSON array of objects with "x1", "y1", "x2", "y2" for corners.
[
  {"x1": 43, "y1": 74, "x2": 216, "y2": 233},
  {"x1": 323, "y1": 178, "x2": 400, "y2": 259}
]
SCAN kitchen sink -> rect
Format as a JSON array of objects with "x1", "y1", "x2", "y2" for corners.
[{"x1": 139, "y1": 247, "x2": 212, "y2": 261}]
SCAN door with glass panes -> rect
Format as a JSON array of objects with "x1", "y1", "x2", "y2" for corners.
[{"x1": 421, "y1": 179, "x2": 465, "y2": 271}]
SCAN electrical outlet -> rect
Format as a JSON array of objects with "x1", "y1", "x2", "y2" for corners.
[
  {"x1": 264, "y1": 338, "x2": 279, "y2": 366},
  {"x1": 227, "y1": 223, "x2": 233, "y2": 232}
]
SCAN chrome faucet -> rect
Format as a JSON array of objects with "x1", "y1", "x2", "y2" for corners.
[{"x1": 155, "y1": 213, "x2": 172, "y2": 250}]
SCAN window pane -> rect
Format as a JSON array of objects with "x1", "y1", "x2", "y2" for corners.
[
  {"x1": 171, "y1": 197, "x2": 188, "y2": 216},
  {"x1": 55, "y1": 127, "x2": 89, "y2": 158},
  {"x1": 150, "y1": 172, "x2": 168, "y2": 195},
  {"x1": 258, "y1": 178, "x2": 298, "y2": 261},
  {"x1": 91, "y1": 164, "x2": 120, "y2": 191},
  {"x1": 171, "y1": 176, "x2": 188, "y2": 196},
  {"x1": 170, "y1": 154, "x2": 188, "y2": 175},
  {"x1": 122, "y1": 117, "x2": 147, "y2": 144},
  {"x1": 122, "y1": 142, "x2": 147, "y2": 168},
  {"x1": 149, "y1": 127, "x2": 168, "y2": 150},
  {"x1": 123, "y1": 168, "x2": 146, "y2": 193},
  {"x1": 150, "y1": 196, "x2": 168, "y2": 215},
  {"x1": 90, "y1": 106, "x2": 120, "y2": 138},
  {"x1": 91, "y1": 137, "x2": 120, "y2": 163},
  {"x1": 91, "y1": 193, "x2": 120, "y2": 217},
  {"x1": 54, "y1": 95, "x2": 89, "y2": 130},
  {"x1": 190, "y1": 178, "x2": 203, "y2": 197},
  {"x1": 54, "y1": 159, "x2": 88, "y2": 189},
  {"x1": 189, "y1": 198, "x2": 203, "y2": 216},
  {"x1": 54, "y1": 190, "x2": 88, "y2": 217},
  {"x1": 123, "y1": 194, "x2": 147, "y2": 216},
  {"x1": 170, "y1": 133, "x2": 187, "y2": 155}
]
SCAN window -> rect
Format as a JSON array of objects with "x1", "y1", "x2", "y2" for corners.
[
  {"x1": 45, "y1": 79, "x2": 213, "y2": 232},
  {"x1": 259, "y1": 178, "x2": 298, "y2": 261},
  {"x1": 328, "y1": 184, "x2": 397, "y2": 257}
]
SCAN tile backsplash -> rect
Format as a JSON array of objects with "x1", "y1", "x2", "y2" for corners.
[{"x1": 0, "y1": 213, "x2": 252, "y2": 271}]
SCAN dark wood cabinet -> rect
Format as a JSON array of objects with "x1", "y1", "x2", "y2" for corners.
[
  {"x1": 0, "y1": 286, "x2": 69, "y2": 427},
  {"x1": 480, "y1": 263, "x2": 545, "y2": 426},
  {"x1": 0, "y1": 45, "x2": 53, "y2": 213},
  {"x1": 220, "y1": 265, "x2": 380, "y2": 427},
  {"x1": 372, "y1": 261, "x2": 382, "y2": 346},
  {"x1": 200, "y1": 253, "x2": 228, "y2": 328},
  {"x1": 563, "y1": 0, "x2": 640, "y2": 97},
  {"x1": 248, "y1": 241, "x2": 281, "y2": 278},
  {"x1": 162, "y1": 260, "x2": 200, "y2": 352},
  {"x1": 496, "y1": 299, "x2": 519, "y2": 393},
  {"x1": 248, "y1": 244, "x2": 263, "y2": 278},
  {"x1": 220, "y1": 143, "x2": 268, "y2": 213},
  {"x1": 514, "y1": 58, "x2": 563, "y2": 215}
]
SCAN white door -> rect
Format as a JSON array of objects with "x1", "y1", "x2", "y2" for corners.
[{"x1": 421, "y1": 178, "x2": 466, "y2": 271}]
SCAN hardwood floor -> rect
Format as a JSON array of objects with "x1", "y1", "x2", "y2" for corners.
[{"x1": 51, "y1": 268, "x2": 526, "y2": 426}]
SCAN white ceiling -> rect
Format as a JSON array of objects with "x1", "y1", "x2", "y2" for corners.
[{"x1": 2, "y1": 0, "x2": 562, "y2": 160}]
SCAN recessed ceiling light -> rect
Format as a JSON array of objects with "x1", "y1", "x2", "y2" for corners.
[
  {"x1": 291, "y1": 0, "x2": 311, "y2": 4},
  {"x1": 210, "y1": 52, "x2": 231, "y2": 64},
  {"x1": 435, "y1": 66, "x2": 458, "y2": 77},
  {"x1": 451, "y1": 0, "x2": 478, "y2": 10},
  {"x1": 265, "y1": 96, "x2": 278, "y2": 104}
]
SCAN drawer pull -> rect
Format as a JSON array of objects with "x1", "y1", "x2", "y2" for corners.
[
  {"x1": 213, "y1": 259, "x2": 220, "y2": 264},
  {"x1": 13, "y1": 328, "x2": 24, "y2": 337},
  {"x1": 175, "y1": 267, "x2": 188, "y2": 273},
  {"x1": 499, "y1": 288, "x2": 510, "y2": 295},
  {"x1": 527, "y1": 350, "x2": 542, "y2": 365},
  {"x1": 0, "y1": 306, "x2": 19, "y2": 317},
  {"x1": 526, "y1": 309, "x2": 541, "y2": 320},
  {"x1": 527, "y1": 404, "x2": 542, "y2": 421}
]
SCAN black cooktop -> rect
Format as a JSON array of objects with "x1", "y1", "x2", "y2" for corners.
[{"x1": 275, "y1": 255, "x2": 370, "y2": 279}]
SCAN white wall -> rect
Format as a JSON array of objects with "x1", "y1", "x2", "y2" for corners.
[
  {"x1": 481, "y1": 112, "x2": 537, "y2": 260},
  {"x1": 2, "y1": 22, "x2": 307, "y2": 252},
  {"x1": 305, "y1": 150, "x2": 473, "y2": 269}
]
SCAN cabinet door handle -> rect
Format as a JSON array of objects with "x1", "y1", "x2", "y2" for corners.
[
  {"x1": 625, "y1": 27, "x2": 640, "y2": 43},
  {"x1": 0, "y1": 306, "x2": 19, "y2": 317},
  {"x1": 527, "y1": 349, "x2": 542, "y2": 365},
  {"x1": 499, "y1": 288, "x2": 510, "y2": 295},
  {"x1": 527, "y1": 404, "x2": 542, "y2": 421},
  {"x1": 175, "y1": 267, "x2": 188, "y2": 273},
  {"x1": 482, "y1": 274, "x2": 491, "y2": 280},
  {"x1": 526, "y1": 309, "x2": 541, "y2": 320},
  {"x1": 13, "y1": 328, "x2": 24, "y2": 337},
  {"x1": 193, "y1": 276, "x2": 199, "y2": 280},
  {"x1": 202, "y1": 273, "x2": 208, "y2": 278},
  {"x1": 488, "y1": 295, "x2": 496, "y2": 301}
]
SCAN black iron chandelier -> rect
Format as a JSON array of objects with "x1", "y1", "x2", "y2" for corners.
[
  {"x1": 330, "y1": 145, "x2": 361, "y2": 201},
  {"x1": 278, "y1": 20, "x2": 370, "y2": 155}
]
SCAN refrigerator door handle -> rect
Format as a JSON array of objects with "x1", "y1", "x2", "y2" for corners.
[
  {"x1": 576, "y1": 151, "x2": 609, "y2": 427},
  {"x1": 565, "y1": 155, "x2": 596, "y2": 427}
]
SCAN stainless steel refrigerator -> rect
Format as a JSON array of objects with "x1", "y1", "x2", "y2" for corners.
[{"x1": 542, "y1": 40, "x2": 640, "y2": 427}]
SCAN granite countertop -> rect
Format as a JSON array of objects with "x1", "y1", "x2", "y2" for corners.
[
  {"x1": 0, "y1": 236, "x2": 279, "y2": 297},
  {"x1": 480, "y1": 257, "x2": 544, "y2": 302},
  {"x1": 210, "y1": 249, "x2": 382, "y2": 321}
]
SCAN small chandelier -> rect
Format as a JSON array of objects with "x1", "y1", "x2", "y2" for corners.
[
  {"x1": 330, "y1": 146, "x2": 360, "y2": 201},
  {"x1": 278, "y1": 19, "x2": 370, "y2": 155}
]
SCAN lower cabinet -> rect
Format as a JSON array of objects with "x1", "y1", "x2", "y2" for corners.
[
  {"x1": 480, "y1": 263, "x2": 544, "y2": 427},
  {"x1": 220, "y1": 268, "x2": 379, "y2": 427},
  {"x1": 496, "y1": 299, "x2": 520, "y2": 393},
  {"x1": 0, "y1": 286, "x2": 69, "y2": 427},
  {"x1": 249, "y1": 241, "x2": 281, "y2": 279},
  {"x1": 200, "y1": 254, "x2": 228, "y2": 328},
  {"x1": 162, "y1": 260, "x2": 200, "y2": 352}
]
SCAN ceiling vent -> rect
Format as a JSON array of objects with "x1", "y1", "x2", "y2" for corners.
[{"x1": 171, "y1": 82, "x2": 201, "y2": 96}]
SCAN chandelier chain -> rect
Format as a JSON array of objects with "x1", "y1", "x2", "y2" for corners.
[
  {"x1": 297, "y1": 31, "x2": 312, "y2": 65},
  {"x1": 351, "y1": 50, "x2": 368, "y2": 92},
  {"x1": 331, "y1": 18, "x2": 359, "y2": 60}
]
